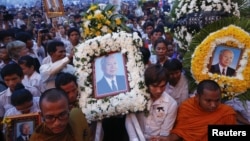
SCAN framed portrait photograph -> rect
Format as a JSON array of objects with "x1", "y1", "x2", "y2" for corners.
[
  {"x1": 43, "y1": 0, "x2": 65, "y2": 18},
  {"x1": 4, "y1": 113, "x2": 41, "y2": 141},
  {"x1": 208, "y1": 45, "x2": 242, "y2": 77},
  {"x1": 93, "y1": 52, "x2": 130, "y2": 98}
]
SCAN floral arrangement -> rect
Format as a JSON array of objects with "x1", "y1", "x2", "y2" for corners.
[
  {"x1": 171, "y1": 0, "x2": 240, "y2": 50},
  {"x1": 74, "y1": 31, "x2": 149, "y2": 122},
  {"x1": 1, "y1": 117, "x2": 11, "y2": 140},
  {"x1": 81, "y1": 3, "x2": 129, "y2": 40},
  {"x1": 190, "y1": 25, "x2": 250, "y2": 100}
]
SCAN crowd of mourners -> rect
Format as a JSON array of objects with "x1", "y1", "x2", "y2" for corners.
[{"x1": 0, "y1": 1, "x2": 249, "y2": 141}]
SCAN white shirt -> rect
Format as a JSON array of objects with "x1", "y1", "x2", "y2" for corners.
[
  {"x1": 126, "y1": 92, "x2": 178, "y2": 140},
  {"x1": 225, "y1": 98, "x2": 250, "y2": 123},
  {"x1": 4, "y1": 97, "x2": 40, "y2": 117},
  {"x1": 165, "y1": 74, "x2": 189, "y2": 106},
  {"x1": 39, "y1": 57, "x2": 75, "y2": 92},
  {"x1": 219, "y1": 64, "x2": 228, "y2": 75},
  {"x1": 104, "y1": 76, "x2": 118, "y2": 90},
  {"x1": 22, "y1": 71, "x2": 42, "y2": 97},
  {"x1": 0, "y1": 88, "x2": 13, "y2": 117}
]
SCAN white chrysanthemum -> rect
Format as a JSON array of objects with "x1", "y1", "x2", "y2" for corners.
[{"x1": 101, "y1": 25, "x2": 108, "y2": 33}]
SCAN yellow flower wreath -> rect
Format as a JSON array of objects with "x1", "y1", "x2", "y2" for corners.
[{"x1": 191, "y1": 25, "x2": 250, "y2": 99}]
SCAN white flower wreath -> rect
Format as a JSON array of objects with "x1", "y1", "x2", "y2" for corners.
[
  {"x1": 74, "y1": 31, "x2": 149, "y2": 123},
  {"x1": 172, "y1": 0, "x2": 240, "y2": 50}
]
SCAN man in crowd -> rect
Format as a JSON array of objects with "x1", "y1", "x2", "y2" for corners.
[
  {"x1": 39, "y1": 40, "x2": 75, "y2": 92},
  {"x1": 163, "y1": 59, "x2": 189, "y2": 105},
  {"x1": 30, "y1": 88, "x2": 90, "y2": 141},
  {"x1": 55, "y1": 72, "x2": 78, "y2": 110},
  {"x1": 155, "y1": 80, "x2": 236, "y2": 141},
  {"x1": 210, "y1": 49, "x2": 236, "y2": 76}
]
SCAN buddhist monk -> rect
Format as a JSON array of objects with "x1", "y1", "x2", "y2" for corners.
[{"x1": 154, "y1": 79, "x2": 236, "y2": 141}]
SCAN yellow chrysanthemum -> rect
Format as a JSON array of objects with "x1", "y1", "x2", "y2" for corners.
[
  {"x1": 87, "y1": 15, "x2": 93, "y2": 20},
  {"x1": 97, "y1": 23, "x2": 102, "y2": 29},
  {"x1": 115, "y1": 18, "x2": 121, "y2": 25},
  {"x1": 191, "y1": 25, "x2": 250, "y2": 99},
  {"x1": 89, "y1": 5, "x2": 98, "y2": 11},
  {"x1": 96, "y1": 31, "x2": 101, "y2": 36},
  {"x1": 105, "y1": 20, "x2": 111, "y2": 26}
]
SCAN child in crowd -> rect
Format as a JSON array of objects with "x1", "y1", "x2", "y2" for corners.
[
  {"x1": 18, "y1": 55, "x2": 41, "y2": 96},
  {"x1": 126, "y1": 64, "x2": 178, "y2": 141},
  {"x1": 4, "y1": 83, "x2": 40, "y2": 117}
]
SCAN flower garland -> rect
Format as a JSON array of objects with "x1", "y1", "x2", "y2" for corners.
[
  {"x1": 74, "y1": 32, "x2": 149, "y2": 122},
  {"x1": 191, "y1": 25, "x2": 250, "y2": 99},
  {"x1": 171, "y1": 0, "x2": 240, "y2": 50},
  {"x1": 81, "y1": 3, "x2": 129, "y2": 40}
]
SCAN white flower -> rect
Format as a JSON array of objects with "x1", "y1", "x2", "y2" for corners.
[
  {"x1": 94, "y1": 10, "x2": 102, "y2": 16},
  {"x1": 101, "y1": 25, "x2": 108, "y2": 33}
]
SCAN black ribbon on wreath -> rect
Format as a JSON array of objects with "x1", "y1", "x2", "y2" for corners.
[{"x1": 172, "y1": 11, "x2": 232, "y2": 33}]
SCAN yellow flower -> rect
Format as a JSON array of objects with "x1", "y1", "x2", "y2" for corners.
[
  {"x1": 95, "y1": 13, "x2": 104, "y2": 20},
  {"x1": 96, "y1": 31, "x2": 101, "y2": 36},
  {"x1": 97, "y1": 23, "x2": 102, "y2": 29},
  {"x1": 90, "y1": 5, "x2": 98, "y2": 11},
  {"x1": 107, "y1": 11, "x2": 112, "y2": 15},
  {"x1": 87, "y1": 15, "x2": 93, "y2": 20},
  {"x1": 105, "y1": 20, "x2": 111, "y2": 26},
  {"x1": 115, "y1": 18, "x2": 121, "y2": 25}
]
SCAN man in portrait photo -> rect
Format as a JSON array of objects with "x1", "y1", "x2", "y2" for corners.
[
  {"x1": 16, "y1": 122, "x2": 31, "y2": 141},
  {"x1": 96, "y1": 54, "x2": 127, "y2": 96},
  {"x1": 209, "y1": 49, "x2": 236, "y2": 76}
]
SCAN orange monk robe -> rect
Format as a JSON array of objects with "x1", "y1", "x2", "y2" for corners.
[{"x1": 171, "y1": 96, "x2": 236, "y2": 141}]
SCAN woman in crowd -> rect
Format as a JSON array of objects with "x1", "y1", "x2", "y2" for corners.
[
  {"x1": 18, "y1": 55, "x2": 41, "y2": 96},
  {"x1": 154, "y1": 37, "x2": 170, "y2": 65}
]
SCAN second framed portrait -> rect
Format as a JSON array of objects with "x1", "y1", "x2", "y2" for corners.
[
  {"x1": 208, "y1": 45, "x2": 242, "y2": 77},
  {"x1": 43, "y1": 0, "x2": 65, "y2": 18},
  {"x1": 3, "y1": 113, "x2": 41, "y2": 141},
  {"x1": 93, "y1": 52, "x2": 129, "y2": 98}
]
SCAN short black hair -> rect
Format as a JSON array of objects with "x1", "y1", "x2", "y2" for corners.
[
  {"x1": 39, "y1": 88, "x2": 69, "y2": 110},
  {"x1": 11, "y1": 83, "x2": 32, "y2": 106},
  {"x1": 47, "y1": 40, "x2": 64, "y2": 55},
  {"x1": 144, "y1": 64, "x2": 168, "y2": 87},
  {"x1": 197, "y1": 80, "x2": 221, "y2": 95},
  {"x1": 139, "y1": 47, "x2": 150, "y2": 65},
  {"x1": 67, "y1": 27, "x2": 80, "y2": 37},
  {"x1": 55, "y1": 72, "x2": 77, "y2": 89},
  {"x1": 163, "y1": 58, "x2": 182, "y2": 71},
  {"x1": 153, "y1": 37, "x2": 169, "y2": 49},
  {"x1": 1, "y1": 63, "x2": 23, "y2": 79},
  {"x1": 15, "y1": 32, "x2": 32, "y2": 43},
  {"x1": 143, "y1": 21, "x2": 154, "y2": 30},
  {"x1": 0, "y1": 30, "x2": 12, "y2": 41},
  {"x1": 18, "y1": 55, "x2": 40, "y2": 73}
]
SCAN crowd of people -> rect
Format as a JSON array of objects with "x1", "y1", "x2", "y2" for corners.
[{"x1": 0, "y1": 1, "x2": 249, "y2": 141}]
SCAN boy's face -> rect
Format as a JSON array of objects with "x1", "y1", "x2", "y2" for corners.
[
  {"x1": 4, "y1": 74, "x2": 22, "y2": 91},
  {"x1": 149, "y1": 80, "x2": 166, "y2": 101}
]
